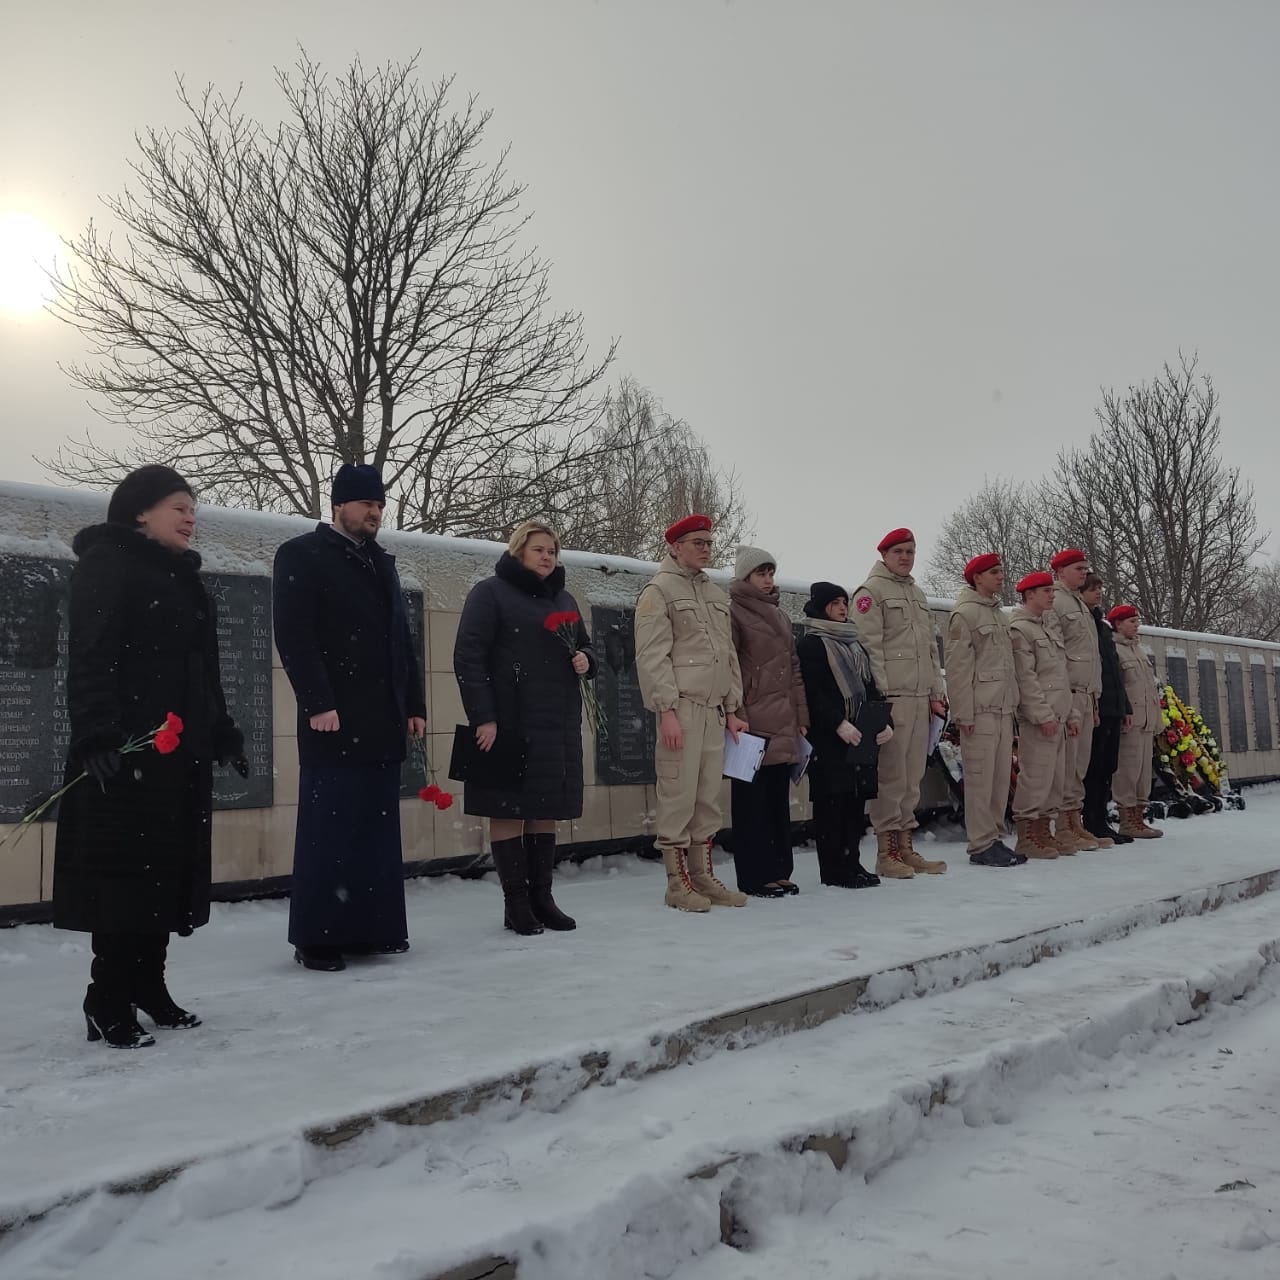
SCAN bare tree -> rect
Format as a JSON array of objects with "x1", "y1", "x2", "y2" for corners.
[
  {"x1": 1047, "y1": 356, "x2": 1266, "y2": 631},
  {"x1": 1226, "y1": 559, "x2": 1280, "y2": 642},
  {"x1": 923, "y1": 476, "x2": 1056, "y2": 595},
  {"x1": 43, "y1": 54, "x2": 614, "y2": 531}
]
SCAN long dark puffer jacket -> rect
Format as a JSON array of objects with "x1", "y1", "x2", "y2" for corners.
[
  {"x1": 1092, "y1": 607, "x2": 1133, "y2": 721},
  {"x1": 52, "y1": 524, "x2": 241, "y2": 934},
  {"x1": 796, "y1": 632, "x2": 886, "y2": 800},
  {"x1": 453, "y1": 553, "x2": 596, "y2": 820}
]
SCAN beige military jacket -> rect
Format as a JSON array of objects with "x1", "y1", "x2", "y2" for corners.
[
  {"x1": 944, "y1": 587, "x2": 1017, "y2": 725},
  {"x1": 1050, "y1": 583, "x2": 1102, "y2": 696},
  {"x1": 634, "y1": 556, "x2": 743, "y2": 714},
  {"x1": 1010, "y1": 606, "x2": 1075, "y2": 727},
  {"x1": 1115, "y1": 633, "x2": 1162, "y2": 733},
  {"x1": 851, "y1": 560, "x2": 945, "y2": 699}
]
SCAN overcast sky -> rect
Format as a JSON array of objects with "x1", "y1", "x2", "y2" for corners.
[{"x1": 2, "y1": 0, "x2": 1278, "y2": 586}]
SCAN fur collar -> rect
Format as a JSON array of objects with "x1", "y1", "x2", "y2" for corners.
[
  {"x1": 495, "y1": 551, "x2": 565, "y2": 598},
  {"x1": 72, "y1": 522, "x2": 203, "y2": 572}
]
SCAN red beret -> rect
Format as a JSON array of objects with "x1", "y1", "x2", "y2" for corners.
[
  {"x1": 665, "y1": 513, "x2": 713, "y2": 545},
  {"x1": 1050, "y1": 548, "x2": 1086, "y2": 571},
  {"x1": 1106, "y1": 604, "x2": 1139, "y2": 625},
  {"x1": 963, "y1": 553, "x2": 1001, "y2": 585},
  {"x1": 1016, "y1": 571, "x2": 1053, "y2": 593},
  {"x1": 877, "y1": 527, "x2": 915, "y2": 554}
]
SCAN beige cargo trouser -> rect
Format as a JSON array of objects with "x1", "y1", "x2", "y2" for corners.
[
  {"x1": 1061, "y1": 689, "x2": 1094, "y2": 809},
  {"x1": 655, "y1": 698, "x2": 726, "y2": 853},
  {"x1": 1013, "y1": 718, "x2": 1067, "y2": 820},
  {"x1": 958, "y1": 711, "x2": 1014, "y2": 852},
  {"x1": 1113, "y1": 724, "x2": 1154, "y2": 807},
  {"x1": 867, "y1": 694, "x2": 930, "y2": 834}
]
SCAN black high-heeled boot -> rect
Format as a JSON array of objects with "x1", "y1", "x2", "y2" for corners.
[
  {"x1": 83, "y1": 987, "x2": 155, "y2": 1049},
  {"x1": 491, "y1": 837, "x2": 543, "y2": 935},
  {"x1": 135, "y1": 985, "x2": 202, "y2": 1029},
  {"x1": 525, "y1": 833, "x2": 576, "y2": 931}
]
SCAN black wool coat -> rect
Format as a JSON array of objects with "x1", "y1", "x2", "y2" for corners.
[
  {"x1": 796, "y1": 633, "x2": 886, "y2": 800},
  {"x1": 273, "y1": 525, "x2": 427, "y2": 768},
  {"x1": 1092, "y1": 608, "x2": 1133, "y2": 721},
  {"x1": 453, "y1": 554, "x2": 596, "y2": 820},
  {"x1": 52, "y1": 524, "x2": 242, "y2": 935}
]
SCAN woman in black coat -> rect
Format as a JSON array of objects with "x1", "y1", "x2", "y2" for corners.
[
  {"x1": 796, "y1": 582, "x2": 893, "y2": 888},
  {"x1": 53, "y1": 466, "x2": 245, "y2": 1049},
  {"x1": 453, "y1": 520, "x2": 596, "y2": 935},
  {"x1": 1082, "y1": 571, "x2": 1134, "y2": 846}
]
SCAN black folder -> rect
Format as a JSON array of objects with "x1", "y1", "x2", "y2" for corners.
[
  {"x1": 845, "y1": 701, "x2": 894, "y2": 764},
  {"x1": 448, "y1": 724, "x2": 528, "y2": 786}
]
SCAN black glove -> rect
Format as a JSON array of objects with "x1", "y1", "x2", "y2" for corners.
[{"x1": 82, "y1": 748, "x2": 122, "y2": 790}]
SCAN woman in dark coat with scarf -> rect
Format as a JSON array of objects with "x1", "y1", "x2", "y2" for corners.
[
  {"x1": 728, "y1": 546, "x2": 809, "y2": 897},
  {"x1": 53, "y1": 466, "x2": 245, "y2": 1048},
  {"x1": 797, "y1": 582, "x2": 894, "y2": 888},
  {"x1": 453, "y1": 520, "x2": 596, "y2": 935}
]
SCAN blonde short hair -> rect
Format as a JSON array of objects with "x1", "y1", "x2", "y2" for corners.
[{"x1": 508, "y1": 519, "x2": 561, "y2": 559}]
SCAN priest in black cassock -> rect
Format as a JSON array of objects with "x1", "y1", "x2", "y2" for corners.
[{"x1": 272, "y1": 465, "x2": 427, "y2": 971}]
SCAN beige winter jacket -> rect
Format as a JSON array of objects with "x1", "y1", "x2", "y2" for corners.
[
  {"x1": 634, "y1": 556, "x2": 743, "y2": 715},
  {"x1": 1050, "y1": 583, "x2": 1103, "y2": 696},
  {"x1": 945, "y1": 587, "x2": 1017, "y2": 725},
  {"x1": 729, "y1": 580, "x2": 810, "y2": 766},
  {"x1": 851, "y1": 560, "x2": 945, "y2": 699},
  {"x1": 1115, "y1": 633, "x2": 1162, "y2": 733},
  {"x1": 1010, "y1": 606, "x2": 1075, "y2": 727}
]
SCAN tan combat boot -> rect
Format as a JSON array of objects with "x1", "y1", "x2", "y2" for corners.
[
  {"x1": 1121, "y1": 805, "x2": 1163, "y2": 840},
  {"x1": 662, "y1": 848, "x2": 711, "y2": 912},
  {"x1": 874, "y1": 831, "x2": 915, "y2": 879},
  {"x1": 1015, "y1": 817, "x2": 1057, "y2": 859},
  {"x1": 1029, "y1": 816, "x2": 1061, "y2": 858},
  {"x1": 1066, "y1": 809, "x2": 1100, "y2": 851},
  {"x1": 1048, "y1": 814, "x2": 1077, "y2": 856},
  {"x1": 898, "y1": 829, "x2": 947, "y2": 875},
  {"x1": 687, "y1": 841, "x2": 747, "y2": 907}
]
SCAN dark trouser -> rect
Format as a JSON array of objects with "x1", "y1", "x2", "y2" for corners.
[
  {"x1": 1083, "y1": 715, "x2": 1123, "y2": 829},
  {"x1": 812, "y1": 791, "x2": 868, "y2": 883},
  {"x1": 730, "y1": 764, "x2": 794, "y2": 889},
  {"x1": 89, "y1": 932, "x2": 169, "y2": 1010}
]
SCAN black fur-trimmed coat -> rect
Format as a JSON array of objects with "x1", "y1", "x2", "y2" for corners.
[
  {"x1": 453, "y1": 554, "x2": 596, "y2": 820},
  {"x1": 52, "y1": 524, "x2": 241, "y2": 934}
]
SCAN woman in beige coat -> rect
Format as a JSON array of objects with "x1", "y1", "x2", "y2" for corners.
[
  {"x1": 729, "y1": 546, "x2": 810, "y2": 896},
  {"x1": 1108, "y1": 604, "x2": 1164, "y2": 839}
]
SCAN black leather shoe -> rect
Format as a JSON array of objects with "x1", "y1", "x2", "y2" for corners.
[
  {"x1": 294, "y1": 947, "x2": 346, "y2": 971},
  {"x1": 344, "y1": 941, "x2": 410, "y2": 956},
  {"x1": 969, "y1": 843, "x2": 1021, "y2": 868},
  {"x1": 743, "y1": 885, "x2": 788, "y2": 898},
  {"x1": 773, "y1": 881, "x2": 801, "y2": 896}
]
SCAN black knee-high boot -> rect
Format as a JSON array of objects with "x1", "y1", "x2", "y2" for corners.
[
  {"x1": 86, "y1": 934, "x2": 156, "y2": 1049},
  {"x1": 132, "y1": 934, "x2": 201, "y2": 1029},
  {"x1": 525, "y1": 833, "x2": 576, "y2": 931},
  {"x1": 491, "y1": 837, "x2": 543, "y2": 935}
]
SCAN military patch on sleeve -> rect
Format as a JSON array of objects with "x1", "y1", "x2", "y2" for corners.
[{"x1": 854, "y1": 595, "x2": 873, "y2": 614}]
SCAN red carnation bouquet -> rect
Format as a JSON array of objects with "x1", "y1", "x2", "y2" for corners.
[
  {"x1": 2, "y1": 712, "x2": 185, "y2": 848},
  {"x1": 543, "y1": 610, "x2": 607, "y2": 740},
  {"x1": 413, "y1": 740, "x2": 454, "y2": 811}
]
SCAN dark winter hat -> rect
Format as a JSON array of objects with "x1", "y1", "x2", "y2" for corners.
[
  {"x1": 332, "y1": 463, "x2": 386, "y2": 505},
  {"x1": 106, "y1": 465, "x2": 194, "y2": 527},
  {"x1": 803, "y1": 580, "x2": 849, "y2": 618}
]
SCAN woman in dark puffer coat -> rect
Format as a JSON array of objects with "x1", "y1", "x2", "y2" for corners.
[
  {"x1": 454, "y1": 520, "x2": 596, "y2": 935},
  {"x1": 53, "y1": 465, "x2": 245, "y2": 1048}
]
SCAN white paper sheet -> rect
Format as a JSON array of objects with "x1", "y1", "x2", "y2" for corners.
[
  {"x1": 722, "y1": 729, "x2": 768, "y2": 782},
  {"x1": 927, "y1": 712, "x2": 947, "y2": 756}
]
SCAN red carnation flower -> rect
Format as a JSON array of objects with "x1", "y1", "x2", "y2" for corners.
[
  {"x1": 154, "y1": 729, "x2": 181, "y2": 755},
  {"x1": 165, "y1": 712, "x2": 184, "y2": 735},
  {"x1": 418, "y1": 784, "x2": 441, "y2": 803},
  {"x1": 434, "y1": 792, "x2": 454, "y2": 810}
]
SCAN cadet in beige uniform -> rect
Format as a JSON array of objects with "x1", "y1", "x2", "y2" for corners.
[
  {"x1": 944, "y1": 553, "x2": 1022, "y2": 868},
  {"x1": 1108, "y1": 604, "x2": 1164, "y2": 840},
  {"x1": 1049, "y1": 548, "x2": 1102, "y2": 852},
  {"x1": 1009, "y1": 571, "x2": 1077, "y2": 858},
  {"x1": 634, "y1": 514, "x2": 749, "y2": 911},
  {"x1": 852, "y1": 528, "x2": 948, "y2": 879}
]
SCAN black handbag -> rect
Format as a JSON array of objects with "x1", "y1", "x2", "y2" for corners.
[{"x1": 448, "y1": 724, "x2": 527, "y2": 785}]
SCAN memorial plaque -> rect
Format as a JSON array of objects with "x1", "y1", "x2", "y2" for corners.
[
  {"x1": 592, "y1": 605, "x2": 657, "y2": 786},
  {"x1": 1196, "y1": 658, "x2": 1222, "y2": 744},
  {"x1": 1250, "y1": 661, "x2": 1272, "y2": 753},
  {"x1": 205, "y1": 573, "x2": 274, "y2": 809},
  {"x1": 399, "y1": 588, "x2": 428, "y2": 797},
  {"x1": 1224, "y1": 659, "x2": 1249, "y2": 753},
  {"x1": 0, "y1": 555, "x2": 274, "y2": 821},
  {"x1": 1165, "y1": 654, "x2": 1190, "y2": 704},
  {"x1": 0, "y1": 556, "x2": 71, "y2": 823}
]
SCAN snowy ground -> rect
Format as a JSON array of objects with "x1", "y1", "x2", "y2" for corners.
[{"x1": 2, "y1": 792, "x2": 1279, "y2": 1279}]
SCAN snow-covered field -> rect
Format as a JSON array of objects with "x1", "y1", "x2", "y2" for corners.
[{"x1": 2, "y1": 791, "x2": 1279, "y2": 1279}]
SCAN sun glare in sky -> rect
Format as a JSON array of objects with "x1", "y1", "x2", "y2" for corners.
[{"x1": 0, "y1": 211, "x2": 62, "y2": 314}]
